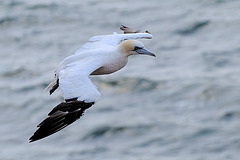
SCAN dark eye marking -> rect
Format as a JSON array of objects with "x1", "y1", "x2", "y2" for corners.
[{"x1": 132, "y1": 46, "x2": 143, "y2": 51}]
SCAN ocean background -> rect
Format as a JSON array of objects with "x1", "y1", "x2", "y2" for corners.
[{"x1": 1, "y1": 0, "x2": 240, "y2": 159}]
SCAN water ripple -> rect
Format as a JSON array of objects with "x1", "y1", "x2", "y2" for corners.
[{"x1": 177, "y1": 20, "x2": 210, "y2": 35}]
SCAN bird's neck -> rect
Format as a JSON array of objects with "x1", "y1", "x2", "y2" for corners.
[{"x1": 118, "y1": 42, "x2": 131, "y2": 57}]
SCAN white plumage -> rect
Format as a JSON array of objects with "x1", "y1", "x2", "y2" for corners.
[
  {"x1": 56, "y1": 32, "x2": 153, "y2": 102},
  {"x1": 29, "y1": 25, "x2": 155, "y2": 142}
]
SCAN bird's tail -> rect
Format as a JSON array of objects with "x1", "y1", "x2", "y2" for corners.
[
  {"x1": 44, "y1": 71, "x2": 59, "y2": 95},
  {"x1": 29, "y1": 100, "x2": 94, "y2": 143}
]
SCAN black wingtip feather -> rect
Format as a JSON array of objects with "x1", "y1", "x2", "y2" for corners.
[{"x1": 29, "y1": 100, "x2": 93, "y2": 143}]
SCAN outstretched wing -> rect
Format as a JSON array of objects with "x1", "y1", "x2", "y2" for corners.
[
  {"x1": 75, "y1": 26, "x2": 152, "y2": 53},
  {"x1": 30, "y1": 56, "x2": 104, "y2": 142},
  {"x1": 29, "y1": 100, "x2": 94, "y2": 142}
]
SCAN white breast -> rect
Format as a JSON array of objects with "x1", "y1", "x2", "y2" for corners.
[{"x1": 91, "y1": 53, "x2": 128, "y2": 75}]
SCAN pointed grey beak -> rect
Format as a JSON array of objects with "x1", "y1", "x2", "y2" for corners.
[{"x1": 136, "y1": 48, "x2": 156, "y2": 57}]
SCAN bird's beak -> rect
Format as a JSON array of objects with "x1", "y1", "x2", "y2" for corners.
[{"x1": 136, "y1": 48, "x2": 156, "y2": 57}]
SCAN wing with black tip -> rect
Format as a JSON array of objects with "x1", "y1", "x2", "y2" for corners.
[{"x1": 29, "y1": 101, "x2": 94, "y2": 142}]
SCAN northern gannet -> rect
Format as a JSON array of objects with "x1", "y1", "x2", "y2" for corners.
[{"x1": 29, "y1": 25, "x2": 156, "y2": 142}]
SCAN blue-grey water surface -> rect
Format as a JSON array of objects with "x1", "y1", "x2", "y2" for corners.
[{"x1": 1, "y1": 0, "x2": 240, "y2": 160}]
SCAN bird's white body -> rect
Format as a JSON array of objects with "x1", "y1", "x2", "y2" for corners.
[{"x1": 55, "y1": 33, "x2": 153, "y2": 103}]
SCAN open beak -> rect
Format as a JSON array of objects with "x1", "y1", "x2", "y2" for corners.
[{"x1": 136, "y1": 48, "x2": 156, "y2": 57}]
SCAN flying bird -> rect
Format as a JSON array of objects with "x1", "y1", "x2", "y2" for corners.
[{"x1": 29, "y1": 25, "x2": 156, "y2": 142}]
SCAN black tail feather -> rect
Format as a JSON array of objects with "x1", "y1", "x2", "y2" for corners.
[
  {"x1": 49, "y1": 79, "x2": 59, "y2": 95},
  {"x1": 29, "y1": 100, "x2": 93, "y2": 143}
]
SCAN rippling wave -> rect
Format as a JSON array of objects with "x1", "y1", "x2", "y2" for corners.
[{"x1": 1, "y1": 0, "x2": 240, "y2": 160}]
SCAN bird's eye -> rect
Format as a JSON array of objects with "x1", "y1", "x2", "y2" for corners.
[{"x1": 132, "y1": 46, "x2": 142, "y2": 51}]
